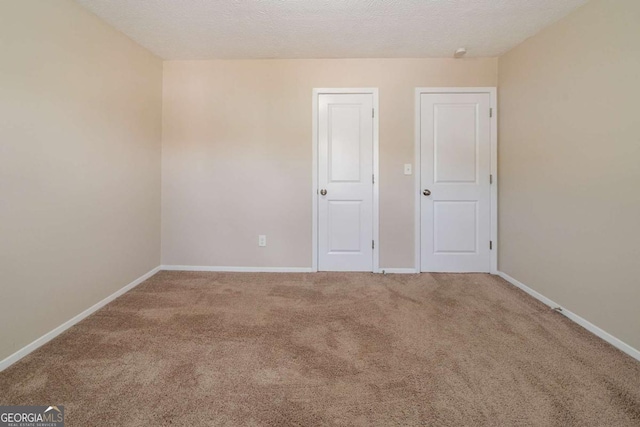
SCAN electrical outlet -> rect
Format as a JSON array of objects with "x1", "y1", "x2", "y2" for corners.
[
  {"x1": 258, "y1": 235, "x2": 267, "y2": 247},
  {"x1": 404, "y1": 164, "x2": 412, "y2": 175}
]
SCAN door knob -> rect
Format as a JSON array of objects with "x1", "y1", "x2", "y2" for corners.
[
  {"x1": 423, "y1": 189, "x2": 431, "y2": 196},
  {"x1": 320, "y1": 189, "x2": 327, "y2": 196}
]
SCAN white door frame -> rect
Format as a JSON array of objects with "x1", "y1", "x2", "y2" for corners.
[
  {"x1": 312, "y1": 88, "x2": 380, "y2": 273},
  {"x1": 414, "y1": 87, "x2": 498, "y2": 274}
]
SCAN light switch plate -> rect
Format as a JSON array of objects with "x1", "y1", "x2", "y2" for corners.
[{"x1": 404, "y1": 164, "x2": 412, "y2": 175}]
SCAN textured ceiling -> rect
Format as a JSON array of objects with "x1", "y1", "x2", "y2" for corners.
[{"x1": 74, "y1": 0, "x2": 588, "y2": 60}]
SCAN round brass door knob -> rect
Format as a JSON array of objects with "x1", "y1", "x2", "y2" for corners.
[
  {"x1": 320, "y1": 189, "x2": 327, "y2": 196},
  {"x1": 423, "y1": 189, "x2": 431, "y2": 196}
]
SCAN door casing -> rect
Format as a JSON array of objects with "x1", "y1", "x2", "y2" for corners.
[
  {"x1": 312, "y1": 88, "x2": 379, "y2": 272},
  {"x1": 414, "y1": 87, "x2": 498, "y2": 274}
]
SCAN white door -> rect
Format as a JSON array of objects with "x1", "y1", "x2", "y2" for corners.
[
  {"x1": 420, "y1": 93, "x2": 492, "y2": 272},
  {"x1": 318, "y1": 93, "x2": 374, "y2": 271}
]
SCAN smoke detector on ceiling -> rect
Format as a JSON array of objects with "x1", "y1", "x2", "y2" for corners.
[{"x1": 454, "y1": 48, "x2": 467, "y2": 58}]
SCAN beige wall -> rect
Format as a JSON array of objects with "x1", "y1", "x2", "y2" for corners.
[
  {"x1": 162, "y1": 58, "x2": 498, "y2": 268},
  {"x1": 0, "y1": 0, "x2": 162, "y2": 361},
  {"x1": 498, "y1": 0, "x2": 640, "y2": 349}
]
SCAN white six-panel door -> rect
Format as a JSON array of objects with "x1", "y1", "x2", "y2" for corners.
[
  {"x1": 420, "y1": 93, "x2": 492, "y2": 272},
  {"x1": 318, "y1": 93, "x2": 374, "y2": 271}
]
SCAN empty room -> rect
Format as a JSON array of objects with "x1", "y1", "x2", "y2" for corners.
[{"x1": 1, "y1": 0, "x2": 639, "y2": 425}]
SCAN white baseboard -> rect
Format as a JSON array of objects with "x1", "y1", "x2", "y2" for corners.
[
  {"x1": 161, "y1": 265, "x2": 314, "y2": 273},
  {"x1": 497, "y1": 271, "x2": 640, "y2": 362},
  {"x1": 162, "y1": 265, "x2": 418, "y2": 274},
  {"x1": 0, "y1": 266, "x2": 161, "y2": 372},
  {"x1": 379, "y1": 268, "x2": 418, "y2": 274}
]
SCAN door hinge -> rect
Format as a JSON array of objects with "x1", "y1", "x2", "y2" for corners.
[
  {"x1": 490, "y1": 174, "x2": 493, "y2": 184},
  {"x1": 372, "y1": 174, "x2": 375, "y2": 184},
  {"x1": 372, "y1": 240, "x2": 375, "y2": 249},
  {"x1": 490, "y1": 108, "x2": 493, "y2": 118},
  {"x1": 490, "y1": 241, "x2": 493, "y2": 250},
  {"x1": 372, "y1": 108, "x2": 375, "y2": 118}
]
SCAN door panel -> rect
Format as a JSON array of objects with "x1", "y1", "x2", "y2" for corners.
[
  {"x1": 329, "y1": 105, "x2": 362, "y2": 182},
  {"x1": 318, "y1": 93, "x2": 373, "y2": 272},
  {"x1": 328, "y1": 201, "x2": 362, "y2": 252},
  {"x1": 433, "y1": 201, "x2": 477, "y2": 253},
  {"x1": 434, "y1": 105, "x2": 478, "y2": 183},
  {"x1": 421, "y1": 93, "x2": 491, "y2": 272}
]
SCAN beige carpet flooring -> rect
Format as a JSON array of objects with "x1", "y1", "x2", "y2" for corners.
[{"x1": 1, "y1": 272, "x2": 639, "y2": 426}]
